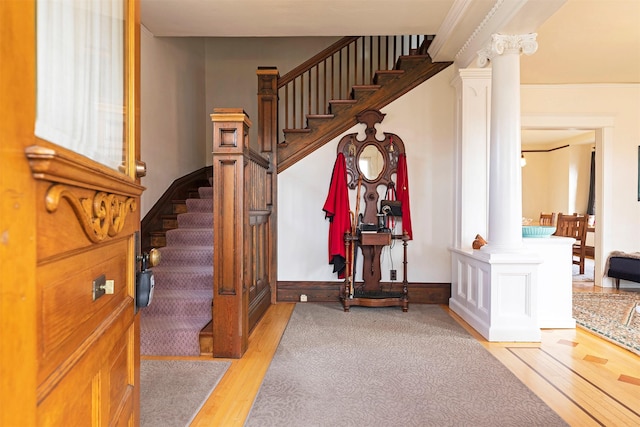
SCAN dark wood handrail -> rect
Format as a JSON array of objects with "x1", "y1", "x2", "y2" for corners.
[
  {"x1": 247, "y1": 147, "x2": 270, "y2": 169},
  {"x1": 278, "y1": 36, "x2": 359, "y2": 88}
]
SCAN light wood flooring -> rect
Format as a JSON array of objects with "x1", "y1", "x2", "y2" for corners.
[{"x1": 147, "y1": 282, "x2": 640, "y2": 427}]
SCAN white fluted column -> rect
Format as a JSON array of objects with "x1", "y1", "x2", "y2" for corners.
[{"x1": 478, "y1": 34, "x2": 538, "y2": 251}]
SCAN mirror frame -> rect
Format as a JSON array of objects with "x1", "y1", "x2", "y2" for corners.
[{"x1": 337, "y1": 109, "x2": 405, "y2": 224}]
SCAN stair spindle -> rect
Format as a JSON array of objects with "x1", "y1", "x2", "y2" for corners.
[
  {"x1": 309, "y1": 69, "x2": 312, "y2": 119},
  {"x1": 284, "y1": 85, "x2": 289, "y2": 131}
]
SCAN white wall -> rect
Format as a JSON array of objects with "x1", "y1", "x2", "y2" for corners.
[
  {"x1": 204, "y1": 37, "x2": 339, "y2": 161},
  {"x1": 140, "y1": 27, "x2": 207, "y2": 217},
  {"x1": 521, "y1": 84, "x2": 640, "y2": 254},
  {"x1": 278, "y1": 67, "x2": 456, "y2": 282}
]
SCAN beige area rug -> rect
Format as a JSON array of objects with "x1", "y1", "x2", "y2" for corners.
[
  {"x1": 573, "y1": 291, "x2": 640, "y2": 355},
  {"x1": 140, "y1": 359, "x2": 230, "y2": 427},
  {"x1": 245, "y1": 303, "x2": 567, "y2": 427}
]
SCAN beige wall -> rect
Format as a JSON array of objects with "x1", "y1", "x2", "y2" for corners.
[
  {"x1": 570, "y1": 143, "x2": 594, "y2": 215},
  {"x1": 140, "y1": 27, "x2": 207, "y2": 217},
  {"x1": 204, "y1": 37, "x2": 340, "y2": 161},
  {"x1": 522, "y1": 83, "x2": 640, "y2": 255},
  {"x1": 522, "y1": 141, "x2": 593, "y2": 221},
  {"x1": 141, "y1": 35, "x2": 338, "y2": 217}
]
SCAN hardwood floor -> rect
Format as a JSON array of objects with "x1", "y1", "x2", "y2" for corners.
[
  {"x1": 189, "y1": 303, "x2": 295, "y2": 426},
  {"x1": 155, "y1": 283, "x2": 640, "y2": 426},
  {"x1": 449, "y1": 285, "x2": 640, "y2": 426}
]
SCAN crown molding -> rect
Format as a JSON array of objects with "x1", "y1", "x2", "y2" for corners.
[{"x1": 431, "y1": 0, "x2": 566, "y2": 69}]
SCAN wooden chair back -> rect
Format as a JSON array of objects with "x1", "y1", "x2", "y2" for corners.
[
  {"x1": 539, "y1": 212, "x2": 556, "y2": 226},
  {"x1": 554, "y1": 213, "x2": 586, "y2": 239},
  {"x1": 553, "y1": 213, "x2": 588, "y2": 274}
]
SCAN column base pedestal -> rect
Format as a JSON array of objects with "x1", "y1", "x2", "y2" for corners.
[{"x1": 449, "y1": 247, "x2": 543, "y2": 342}]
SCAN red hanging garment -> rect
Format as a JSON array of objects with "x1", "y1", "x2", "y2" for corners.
[
  {"x1": 396, "y1": 153, "x2": 413, "y2": 239},
  {"x1": 322, "y1": 153, "x2": 351, "y2": 278}
]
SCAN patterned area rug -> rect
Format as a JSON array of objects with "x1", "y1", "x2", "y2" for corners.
[
  {"x1": 141, "y1": 359, "x2": 229, "y2": 427},
  {"x1": 573, "y1": 291, "x2": 640, "y2": 355},
  {"x1": 245, "y1": 303, "x2": 567, "y2": 426}
]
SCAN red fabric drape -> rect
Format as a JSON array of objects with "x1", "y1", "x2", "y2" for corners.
[
  {"x1": 322, "y1": 153, "x2": 351, "y2": 278},
  {"x1": 396, "y1": 153, "x2": 413, "y2": 239}
]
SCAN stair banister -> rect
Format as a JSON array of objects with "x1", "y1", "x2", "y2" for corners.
[{"x1": 277, "y1": 35, "x2": 430, "y2": 133}]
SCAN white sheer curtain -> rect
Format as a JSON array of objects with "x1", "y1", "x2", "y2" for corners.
[{"x1": 36, "y1": 0, "x2": 124, "y2": 170}]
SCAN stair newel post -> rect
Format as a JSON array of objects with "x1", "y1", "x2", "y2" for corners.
[
  {"x1": 211, "y1": 108, "x2": 251, "y2": 358},
  {"x1": 257, "y1": 67, "x2": 279, "y2": 304}
]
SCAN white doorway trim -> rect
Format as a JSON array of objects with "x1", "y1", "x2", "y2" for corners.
[{"x1": 522, "y1": 114, "x2": 615, "y2": 287}]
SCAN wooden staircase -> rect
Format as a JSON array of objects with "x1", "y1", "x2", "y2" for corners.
[
  {"x1": 141, "y1": 166, "x2": 212, "y2": 253},
  {"x1": 273, "y1": 35, "x2": 453, "y2": 172}
]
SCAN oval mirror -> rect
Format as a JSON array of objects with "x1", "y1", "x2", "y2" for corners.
[{"x1": 358, "y1": 144, "x2": 385, "y2": 181}]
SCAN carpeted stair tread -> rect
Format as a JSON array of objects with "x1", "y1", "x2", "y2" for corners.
[
  {"x1": 150, "y1": 265, "x2": 212, "y2": 277},
  {"x1": 158, "y1": 246, "x2": 213, "y2": 266},
  {"x1": 186, "y1": 198, "x2": 213, "y2": 212},
  {"x1": 165, "y1": 228, "x2": 213, "y2": 246},
  {"x1": 149, "y1": 273, "x2": 212, "y2": 291},
  {"x1": 143, "y1": 289, "x2": 212, "y2": 317},
  {"x1": 177, "y1": 212, "x2": 213, "y2": 228},
  {"x1": 199, "y1": 187, "x2": 213, "y2": 199},
  {"x1": 140, "y1": 316, "x2": 209, "y2": 356}
]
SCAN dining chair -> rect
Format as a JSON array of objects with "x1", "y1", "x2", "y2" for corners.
[
  {"x1": 539, "y1": 212, "x2": 556, "y2": 226},
  {"x1": 553, "y1": 213, "x2": 588, "y2": 274}
]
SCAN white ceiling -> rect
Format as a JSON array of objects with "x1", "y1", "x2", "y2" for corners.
[
  {"x1": 140, "y1": 0, "x2": 640, "y2": 145},
  {"x1": 140, "y1": 0, "x2": 457, "y2": 38}
]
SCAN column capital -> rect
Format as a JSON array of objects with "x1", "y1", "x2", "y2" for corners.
[{"x1": 477, "y1": 33, "x2": 538, "y2": 67}]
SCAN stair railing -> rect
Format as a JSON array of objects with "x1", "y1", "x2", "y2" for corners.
[
  {"x1": 211, "y1": 108, "x2": 273, "y2": 358},
  {"x1": 277, "y1": 35, "x2": 431, "y2": 136}
]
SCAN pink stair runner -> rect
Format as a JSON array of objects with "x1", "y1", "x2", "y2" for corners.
[{"x1": 140, "y1": 185, "x2": 213, "y2": 356}]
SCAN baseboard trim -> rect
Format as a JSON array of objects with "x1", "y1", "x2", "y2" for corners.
[{"x1": 277, "y1": 281, "x2": 451, "y2": 304}]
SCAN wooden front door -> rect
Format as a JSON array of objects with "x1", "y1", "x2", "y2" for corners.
[{"x1": 1, "y1": 1, "x2": 143, "y2": 425}]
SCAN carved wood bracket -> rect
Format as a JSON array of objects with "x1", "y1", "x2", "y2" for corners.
[
  {"x1": 45, "y1": 184, "x2": 136, "y2": 243},
  {"x1": 25, "y1": 144, "x2": 143, "y2": 243}
]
